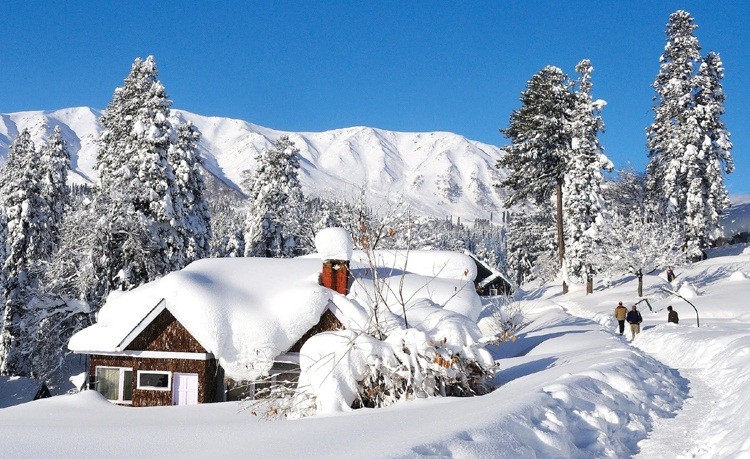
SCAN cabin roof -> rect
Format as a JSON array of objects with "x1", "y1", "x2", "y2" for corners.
[{"x1": 69, "y1": 251, "x2": 481, "y2": 381}]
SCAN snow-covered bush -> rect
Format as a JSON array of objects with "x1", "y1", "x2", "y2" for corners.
[
  {"x1": 295, "y1": 322, "x2": 495, "y2": 415},
  {"x1": 478, "y1": 296, "x2": 525, "y2": 342}
]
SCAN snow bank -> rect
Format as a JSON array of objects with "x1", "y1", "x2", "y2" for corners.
[
  {"x1": 298, "y1": 301, "x2": 494, "y2": 415},
  {"x1": 634, "y1": 324, "x2": 750, "y2": 457}
]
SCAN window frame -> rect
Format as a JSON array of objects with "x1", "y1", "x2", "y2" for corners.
[
  {"x1": 95, "y1": 366, "x2": 133, "y2": 404},
  {"x1": 136, "y1": 370, "x2": 172, "y2": 391}
]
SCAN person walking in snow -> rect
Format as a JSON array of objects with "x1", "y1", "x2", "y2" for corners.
[
  {"x1": 667, "y1": 306, "x2": 679, "y2": 324},
  {"x1": 626, "y1": 305, "x2": 643, "y2": 339},
  {"x1": 614, "y1": 301, "x2": 628, "y2": 335},
  {"x1": 666, "y1": 267, "x2": 676, "y2": 282}
]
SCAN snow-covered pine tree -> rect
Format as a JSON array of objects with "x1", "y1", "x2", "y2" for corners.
[
  {"x1": 168, "y1": 121, "x2": 211, "y2": 266},
  {"x1": 562, "y1": 60, "x2": 613, "y2": 290},
  {"x1": 682, "y1": 51, "x2": 734, "y2": 257},
  {"x1": 646, "y1": 12, "x2": 734, "y2": 260},
  {"x1": 0, "y1": 130, "x2": 52, "y2": 376},
  {"x1": 244, "y1": 136, "x2": 305, "y2": 258},
  {"x1": 38, "y1": 125, "x2": 71, "y2": 253},
  {"x1": 208, "y1": 194, "x2": 245, "y2": 258},
  {"x1": 505, "y1": 205, "x2": 558, "y2": 286},
  {"x1": 498, "y1": 66, "x2": 574, "y2": 291},
  {"x1": 91, "y1": 56, "x2": 181, "y2": 301},
  {"x1": 646, "y1": 10, "x2": 702, "y2": 219}
]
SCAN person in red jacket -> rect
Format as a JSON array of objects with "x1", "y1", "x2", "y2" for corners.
[{"x1": 626, "y1": 305, "x2": 643, "y2": 339}]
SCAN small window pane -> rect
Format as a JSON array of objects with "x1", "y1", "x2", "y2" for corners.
[
  {"x1": 96, "y1": 368, "x2": 120, "y2": 401},
  {"x1": 139, "y1": 372, "x2": 170, "y2": 388},
  {"x1": 123, "y1": 370, "x2": 133, "y2": 401}
]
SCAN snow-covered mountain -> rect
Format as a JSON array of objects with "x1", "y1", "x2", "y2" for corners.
[{"x1": 0, "y1": 107, "x2": 509, "y2": 222}]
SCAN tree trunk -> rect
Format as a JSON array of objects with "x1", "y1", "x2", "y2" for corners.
[
  {"x1": 586, "y1": 276, "x2": 593, "y2": 294},
  {"x1": 556, "y1": 180, "x2": 567, "y2": 294},
  {"x1": 637, "y1": 270, "x2": 643, "y2": 297}
]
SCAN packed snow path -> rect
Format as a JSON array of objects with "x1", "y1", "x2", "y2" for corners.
[
  {"x1": 635, "y1": 369, "x2": 718, "y2": 458},
  {"x1": 554, "y1": 299, "x2": 726, "y2": 458}
]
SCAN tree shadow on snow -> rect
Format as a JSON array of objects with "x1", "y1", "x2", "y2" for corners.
[
  {"x1": 487, "y1": 329, "x2": 590, "y2": 360},
  {"x1": 493, "y1": 356, "x2": 558, "y2": 386}
]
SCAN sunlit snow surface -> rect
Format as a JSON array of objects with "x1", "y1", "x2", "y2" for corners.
[{"x1": 3, "y1": 245, "x2": 750, "y2": 458}]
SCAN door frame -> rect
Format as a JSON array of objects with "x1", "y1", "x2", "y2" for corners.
[{"x1": 172, "y1": 372, "x2": 199, "y2": 405}]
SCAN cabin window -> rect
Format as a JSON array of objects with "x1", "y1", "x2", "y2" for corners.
[
  {"x1": 95, "y1": 367, "x2": 133, "y2": 404},
  {"x1": 137, "y1": 371, "x2": 172, "y2": 390}
]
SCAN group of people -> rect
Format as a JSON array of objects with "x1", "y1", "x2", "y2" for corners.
[{"x1": 614, "y1": 301, "x2": 678, "y2": 339}]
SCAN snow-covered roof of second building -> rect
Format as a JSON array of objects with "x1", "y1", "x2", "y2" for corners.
[{"x1": 69, "y1": 250, "x2": 481, "y2": 381}]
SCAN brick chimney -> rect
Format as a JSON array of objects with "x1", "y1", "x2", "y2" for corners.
[
  {"x1": 315, "y1": 227, "x2": 353, "y2": 295},
  {"x1": 321, "y1": 259, "x2": 350, "y2": 295}
]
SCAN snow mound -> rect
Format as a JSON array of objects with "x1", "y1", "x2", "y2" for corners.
[
  {"x1": 677, "y1": 282, "x2": 699, "y2": 298},
  {"x1": 728, "y1": 271, "x2": 749, "y2": 281},
  {"x1": 314, "y1": 227, "x2": 353, "y2": 260}
]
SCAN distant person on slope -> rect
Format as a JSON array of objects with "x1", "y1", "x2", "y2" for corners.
[
  {"x1": 667, "y1": 306, "x2": 679, "y2": 324},
  {"x1": 626, "y1": 305, "x2": 643, "y2": 339},
  {"x1": 614, "y1": 301, "x2": 628, "y2": 335},
  {"x1": 666, "y1": 267, "x2": 676, "y2": 282}
]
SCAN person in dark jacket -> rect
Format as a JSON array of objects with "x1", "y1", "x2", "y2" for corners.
[
  {"x1": 614, "y1": 301, "x2": 628, "y2": 335},
  {"x1": 626, "y1": 305, "x2": 643, "y2": 339},
  {"x1": 667, "y1": 306, "x2": 679, "y2": 324}
]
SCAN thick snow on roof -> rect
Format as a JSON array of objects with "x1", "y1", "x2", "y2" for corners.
[
  {"x1": 348, "y1": 250, "x2": 481, "y2": 321},
  {"x1": 70, "y1": 258, "x2": 332, "y2": 381},
  {"x1": 350, "y1": 249, "x2": 477, "y2": 281},
  {"x1": 314, "y1": 227, "x2": 353, "y2": 260},
  {"x1": 69, "y1": 249, "x2": 482, "y2": 381}
]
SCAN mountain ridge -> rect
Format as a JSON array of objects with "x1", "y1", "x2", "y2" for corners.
[{"x1": 0, "y1": 107, "x2": 509, "y2": 222}]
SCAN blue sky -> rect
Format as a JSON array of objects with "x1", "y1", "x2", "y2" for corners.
[{"x1": 2, "y1": 1, "x2": 748, "y2": 194}]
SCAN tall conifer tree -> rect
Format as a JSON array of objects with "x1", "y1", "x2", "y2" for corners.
[
  {"x1": 244, "y1": 136, "x2": 305, "y2": 258},
  {"x1": 0, "y1": 130, "x2": 51, "y2": 375},
  {"x1": 562, "y1": 60, "x2": 613, "y2": 288}
]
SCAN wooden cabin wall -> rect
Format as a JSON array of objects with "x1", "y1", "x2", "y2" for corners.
[
  {"x1": 126, "y1": 309, "x2": 206, "y2": 353},
  {"x1": 288, "y1": 309, "x2": 344, "y2": 353},
  {"x1": 89, "y1": 355, "x2": 219, "y2": 407}
]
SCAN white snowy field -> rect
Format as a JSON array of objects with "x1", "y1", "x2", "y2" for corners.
[{"x1": 1, "y1": 244, "x2": 749, "y2": 458}]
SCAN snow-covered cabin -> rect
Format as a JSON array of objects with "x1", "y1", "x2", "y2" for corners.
[
  {"x1": 68, "y1": 229, "x2": 480, "y2": 407},
  {"x1": 465, "y1": 252, "x2": 513, "y2": 296}
]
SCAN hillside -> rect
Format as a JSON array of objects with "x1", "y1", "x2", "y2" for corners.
[{"x1": 0, "y1": 107, "x2": 509, "y2": 222}]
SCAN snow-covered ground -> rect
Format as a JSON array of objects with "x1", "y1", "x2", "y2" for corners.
[{"x1": 2, "y1": 244, "x2": 749, "y2": 457}]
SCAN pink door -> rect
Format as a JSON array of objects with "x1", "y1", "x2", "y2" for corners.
[{"x1": 172, "y1": 373, "x2": 199, "y2": 405}]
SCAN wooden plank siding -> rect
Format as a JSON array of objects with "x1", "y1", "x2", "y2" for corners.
[
  {"x1": 89, "y1": 355, "x2": 219, "y2": 406},
  {"x1": 126, "y1": 309, "x2": 206, "y2": 353},
  {"x1": 90, "y1": 309, "x2": 219, "y2": 406},
  {"x1": 288, "y1": 309, "x2": 344, "y2": 353}
]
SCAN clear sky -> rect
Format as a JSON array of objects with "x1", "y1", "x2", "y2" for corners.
[{"x1": 2, "y1": 1, "x2": 748, "y2": 194}]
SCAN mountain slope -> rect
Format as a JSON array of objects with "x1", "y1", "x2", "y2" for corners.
[{"x1": 0, "y1": 107, "x2": 509, "y2": 222}]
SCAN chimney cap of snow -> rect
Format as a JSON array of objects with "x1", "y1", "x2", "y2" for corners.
[{"x1": 315, "y1": 227, "x2": 353, "y2": 261}]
